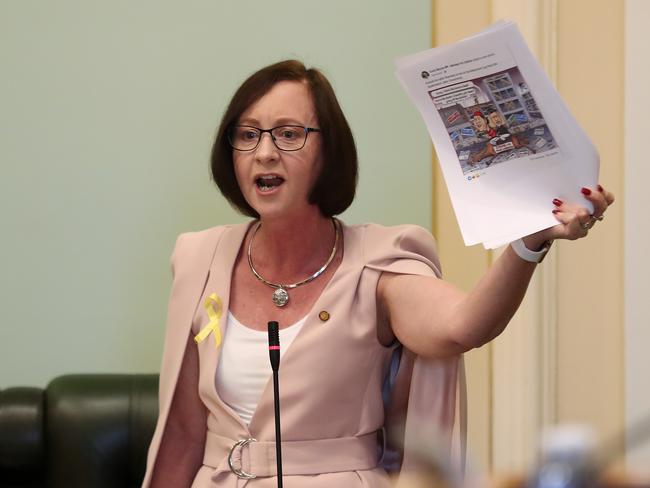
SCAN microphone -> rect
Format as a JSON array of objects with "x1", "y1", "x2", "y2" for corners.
[
  {"x1": 267, "y1": 321, "x2": 283, "y2": 488},
  {"x1": 268, "y1": 320, "x2": 280, "y2": 371}
]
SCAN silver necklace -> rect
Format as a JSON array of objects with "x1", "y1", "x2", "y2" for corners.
[{"x1": 247, "y1": 218, "x2": 340, "y2": 307}]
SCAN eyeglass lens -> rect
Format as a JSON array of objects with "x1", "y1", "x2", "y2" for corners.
[{"x1": 229, "y1": 125, "x2": 310, "y2": 151}]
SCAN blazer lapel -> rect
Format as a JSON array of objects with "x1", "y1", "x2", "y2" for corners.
[
  {"x1": 144, "y1": 228, "x2": 229, "y2": 487},
  {"x1": 196, "y1": 222, "x2": 252, "y2": 433}
]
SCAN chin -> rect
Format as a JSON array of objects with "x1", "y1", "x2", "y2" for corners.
[
  {"x1": 245, "y1": 190, "x2": 317, "y2": 221},
  {"x1": 248, "y1": 200, "x2": 289, "y2": 221},
  {"x1": 257, "y1": 204, "x2": 319, "y2": 223}
]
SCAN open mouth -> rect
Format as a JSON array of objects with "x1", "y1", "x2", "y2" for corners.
[{"x1": 255, "y1": 175, "x2": 284, "y2": 192}]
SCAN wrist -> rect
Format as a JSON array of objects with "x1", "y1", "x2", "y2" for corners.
[
  {"x1": 522, "y1": 234, "x2": 549, "y2": 251},
  {"x1": 511, "y1": 238, "x2": 553, "y2": 263}
]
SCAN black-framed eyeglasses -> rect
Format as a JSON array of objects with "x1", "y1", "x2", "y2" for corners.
[{"x1": 227, "y1": 125, "x2": 321, "y2": 152}]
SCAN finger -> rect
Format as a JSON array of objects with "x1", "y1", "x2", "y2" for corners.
[
  {"x1": 581, "y1": 186, "x2": 608, "y2": 217},
  {"x1": 552, "y1": 199, "x2": 591, "y2": 231},
  {"x1": 551, "y1": 209, "x2": 589, "y2": 240},
  {"x1": 553, "y1": 197, "x2": 599, "y2": 221},
  {"x1": 597, "y1": 184, "x2": 616, "y2": 206},
  {"x1": 561, "y1": 202, "x2": 592, "y2": 226}
]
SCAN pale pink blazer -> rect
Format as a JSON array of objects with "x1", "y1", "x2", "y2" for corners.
[{"x1": 142, "y1": 222, "x2": 466, "y2": 487}]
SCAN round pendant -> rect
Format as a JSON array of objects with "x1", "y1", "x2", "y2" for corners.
[{"x1": 272, "y1": 288, "x2": 289, "y2": 307}]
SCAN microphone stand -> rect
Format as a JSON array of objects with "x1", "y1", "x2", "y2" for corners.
[{"x1": 267, "y1": 321, "x2": 283, "y2": 488}]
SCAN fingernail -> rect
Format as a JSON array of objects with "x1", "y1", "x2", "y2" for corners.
[
  {"x1": 552, "y1": 209, "x2": 560, "y2": 214},
  {"x1": 581, "y1": 187, "x2": 592, "y2": 196},
  {"x1": 553, "y1": 198, "x2": 563, "y2": 206},
  {"x1": 597, "y1": 184, "x2": 604, "y2": 192}
]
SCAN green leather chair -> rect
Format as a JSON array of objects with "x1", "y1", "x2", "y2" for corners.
[{"x1": 0, "y1": 374, "x2": 158, "y2": 488}]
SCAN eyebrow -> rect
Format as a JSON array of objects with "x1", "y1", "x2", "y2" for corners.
[{"x1": 237, "y1": 117, "x2": 310, "y2": 127}]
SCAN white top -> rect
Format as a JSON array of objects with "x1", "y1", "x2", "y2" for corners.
[{"x1": 215, "y1": 311, "x2": 306, "y2": 425}]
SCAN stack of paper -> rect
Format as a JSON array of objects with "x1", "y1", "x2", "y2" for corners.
[{"x1": 395, "y1": 21, "x2": 598, "y2": 249}]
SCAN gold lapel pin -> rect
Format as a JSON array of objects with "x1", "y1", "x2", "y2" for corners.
[{"x1": 318, "y1": 310, "x2": 330, "y2": 322}]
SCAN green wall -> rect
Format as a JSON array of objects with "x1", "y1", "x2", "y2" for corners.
[{"x1": 0, "y1": 1, "x2": 432, "y2": 387}]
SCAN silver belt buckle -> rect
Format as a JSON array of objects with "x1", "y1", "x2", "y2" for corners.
[{"x1": 228, "y1": 438, "x2": 257, "y2": 479}]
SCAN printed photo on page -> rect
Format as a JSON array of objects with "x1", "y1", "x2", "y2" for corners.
[{"x1": 430, "y1": 67, "x2": 557, "y2": 175}]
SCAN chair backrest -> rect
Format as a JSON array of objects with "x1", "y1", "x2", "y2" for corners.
[
  {"x1": 0, "y1": 374, "x2": 159, "y2": 488},
  {"x1": 0, "y1": 386, "x2": 45, "y2": 488}
]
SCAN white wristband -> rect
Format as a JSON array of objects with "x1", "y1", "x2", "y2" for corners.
[{"x1": 510, "y1": 238, "x2": 552, "y2": 263}]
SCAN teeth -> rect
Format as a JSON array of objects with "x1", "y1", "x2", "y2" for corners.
[{"x1": 255, "y1": 175, "x2": 283, "y2": 192}]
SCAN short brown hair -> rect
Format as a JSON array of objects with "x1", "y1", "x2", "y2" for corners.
[{"x1": 211, "y1": 60, "x2": 357, "y2": 218}]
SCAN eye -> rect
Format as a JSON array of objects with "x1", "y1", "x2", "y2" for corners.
[
  {"x1": 232, "y1": 126, "x2": 260, "y2": 141},
  {"x1": 242, "y1": 129, "x2": 259, "y2": 140},
  {"x1": 277, "y1": 127, "x2": 302, "y2": 140}
]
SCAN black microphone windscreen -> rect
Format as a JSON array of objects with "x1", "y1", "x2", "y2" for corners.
[{"x1": 268, "y1": 321, "x2": 280, "y2": 346}]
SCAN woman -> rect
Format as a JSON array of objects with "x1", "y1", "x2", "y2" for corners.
[{"x1": 143, "y1": 60, "x2": 614, "y2": 487}]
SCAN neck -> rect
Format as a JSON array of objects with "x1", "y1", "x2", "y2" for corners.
[{"x1": 249, "y1": 211, "x2": 337, "y2": 282}]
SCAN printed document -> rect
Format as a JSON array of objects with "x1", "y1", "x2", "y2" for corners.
[{"x1": 395, "y1": 21, "x2": 598, "y2": 248}]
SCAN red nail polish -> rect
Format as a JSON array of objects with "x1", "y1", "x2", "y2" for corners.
[
  {"x1": 597, "y1": 184, "x2": 604, "y2": 192},
  {"x1": 552, "y1": 209, "x2": 560, "y2": 214},
  {"x1": 581, "y1": 187, "x2": 592, "y2": 196},
  {"x1": 553, "y1": 198, "x2": 563, "y2": 206}
]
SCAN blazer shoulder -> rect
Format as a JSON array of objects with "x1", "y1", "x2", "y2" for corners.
[
  {"x1": 174, "y1": 225, "x2": 230, "y2": 255},
  {"x1": 170, "y1": 224, "x2": 242, "y2": 276},
  {"x1": 356, "y1": 223, "x2": 437, "y2": 258},
  {"x1": 349, "y1": 222, "x2": 441, "y2": 277}
]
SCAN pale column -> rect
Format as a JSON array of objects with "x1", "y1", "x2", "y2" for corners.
[
  {"x1": 489, "y1": 0, "x2": 559, "y2": 473},
  {"x1": 624, "y1": 0, "x2": 650, "y2": 473},
  {"x1": 554, "y1": 0, "x2": 624, "y2": 453}
]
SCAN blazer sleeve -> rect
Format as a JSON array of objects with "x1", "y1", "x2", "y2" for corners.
[
  {"x1": 362, "y1": 223, "x2": 442, "y2": 279},
  {"x1": 360, "y1": 224, "x2": 466, "y2": 483}
]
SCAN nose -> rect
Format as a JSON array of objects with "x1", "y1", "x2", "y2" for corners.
[{"x1": 254, "y1": 132, "x2": 279, "y2": 163}]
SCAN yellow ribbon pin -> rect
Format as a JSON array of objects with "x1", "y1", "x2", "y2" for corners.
[{"x1": 194, "y1": 293, "x2": 223, "y2": 348}]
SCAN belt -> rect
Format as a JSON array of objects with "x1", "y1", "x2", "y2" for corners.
[{"x1": 203, "y1": 430, "x2": 379, "y2": 479}]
